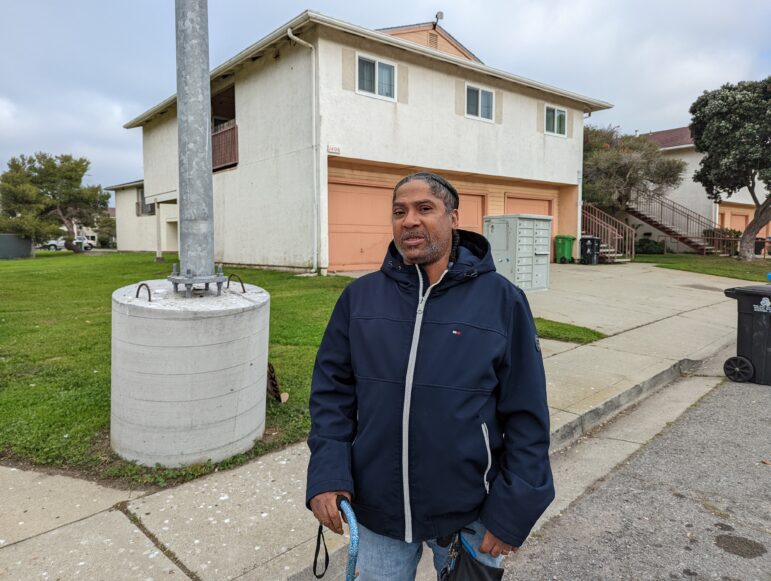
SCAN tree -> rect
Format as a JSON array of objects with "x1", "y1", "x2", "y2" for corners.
[
  {"x1": 95, "y1": 213, "x2": 116, "y2": 248},
  {"x1": 583, "y1": 125, "x2": 686, "y2": 210},
  {"x1": 0, "y1": 153, "x2": 109, "y2": 252},
  {"x1": 689, "y1": 77, "x2": 771, "y2": 260}
]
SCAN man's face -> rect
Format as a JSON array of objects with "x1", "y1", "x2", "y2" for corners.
[{"x1": 392, "y1": 180, "x2": 458, "y2": 266}]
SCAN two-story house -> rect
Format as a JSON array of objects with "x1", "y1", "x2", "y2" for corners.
[
  {"x1": 646, "y1": 127, "x2": 770, "y2": 237},
  {"x1": 110, "y1": 11, "x2": 611, "y2": 272}
]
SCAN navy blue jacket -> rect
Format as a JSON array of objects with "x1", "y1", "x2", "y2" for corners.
[{"x1": 306, "y1": 230, "x2": 554, "y2": 547}]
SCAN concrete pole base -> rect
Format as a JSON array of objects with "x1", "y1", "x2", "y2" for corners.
[{"x1": 110, "y1": 279, "x2": 270, "y2": 467}]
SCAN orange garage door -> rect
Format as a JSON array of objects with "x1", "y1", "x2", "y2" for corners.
[
  {"x1": 328, "y1": 184, "x2": 485, "y2": 271},
  {"x1": 730, "y1": 214, "x2": 749, "y2": 232},
  {"x1": 505, "y1": 196, "x2": 551, "y2": 216},
  {"x1": 328, "y1": 182, "x2": 393, "y2": 271}
]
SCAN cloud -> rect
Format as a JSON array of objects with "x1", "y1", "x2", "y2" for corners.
[
  {"x1": 0, "y1": 92, "x2": 142, "y2": 189},
  {"x1": 1, "y1": 0, "x2": 769, "y2": 192}
]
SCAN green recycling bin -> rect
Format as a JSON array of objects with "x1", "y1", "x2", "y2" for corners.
[{"x1": 554, "y1": 235, "x2": 576, "y2": 264}]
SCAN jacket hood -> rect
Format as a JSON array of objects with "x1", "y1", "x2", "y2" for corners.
[{"x1": 381, "y1": 229, "x2": 495, "y2": 290}]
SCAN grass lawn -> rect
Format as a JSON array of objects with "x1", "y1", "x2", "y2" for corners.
[
  {"x1": 0, "y1": 251, "x2": 601, "y2": 487},
  {"x1": 634, "y1": 254, "x2": 771, "y2": 282}
]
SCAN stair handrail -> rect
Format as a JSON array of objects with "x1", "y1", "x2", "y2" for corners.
[
  {"x1": 582, "y1": 203, "x2": 635, "y2": 260},
  {"x1": 628, "y1": 191, "x2": 718, "y2": 241}
]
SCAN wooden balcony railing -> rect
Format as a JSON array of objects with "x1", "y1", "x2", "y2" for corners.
[{"x1": 212, "y1": 120, "x2": 238, "y2": 171}]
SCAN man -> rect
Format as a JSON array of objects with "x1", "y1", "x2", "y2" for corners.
[{"x1": 306, "y1": 172, "x2": 554, "y2": 579}]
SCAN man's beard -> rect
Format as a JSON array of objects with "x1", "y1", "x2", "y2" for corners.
[{"x1": 395, "y1": 230, "x2": 447, "y2": 265}]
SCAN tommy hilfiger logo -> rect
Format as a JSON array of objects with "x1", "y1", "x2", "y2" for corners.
[{"x1": 452, "y1": 329, "x2": 462, "y2": 336}]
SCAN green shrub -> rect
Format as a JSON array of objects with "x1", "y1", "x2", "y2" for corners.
[
  {"x1": 635, "y1": 238, "x2": 665, "y2": 254},
  {"x1": 703, "y1": 227, "x2": 741, "y2": 239}
]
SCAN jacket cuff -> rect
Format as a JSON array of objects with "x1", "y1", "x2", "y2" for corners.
[
  {"x1": 306, "y1": 479, "x2": 355, "y2": 510},
  {"x1": 478, "y1": 504, "x2": 528, "y2": 547}
]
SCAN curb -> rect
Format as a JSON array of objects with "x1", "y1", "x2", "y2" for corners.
[{"x1": 549, "y1": 357, "x2": 700, "y2": 453}]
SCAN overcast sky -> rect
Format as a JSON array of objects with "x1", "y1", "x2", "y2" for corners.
[{"x1": 1, "y1": 0, "x2": 768, "y2": 199}]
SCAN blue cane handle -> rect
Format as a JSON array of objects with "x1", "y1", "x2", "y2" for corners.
[{"x1": 336, "y1": 496, "x2": 358, "y2": 581}]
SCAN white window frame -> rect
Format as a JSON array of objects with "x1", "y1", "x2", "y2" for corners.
[
  {"x1": 355, "y1": 52, "x2": 397, "y2": 103},
  {"x1": 544, "y1": 104, "x2": 568, "y2": 137},
  {"x1": 465, "y1": 82, "x2": 495, "y2": 123}
]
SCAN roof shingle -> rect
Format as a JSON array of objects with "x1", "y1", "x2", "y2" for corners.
[{"x1": 646, "y1": 127, "x2": 693, "y2": 149}]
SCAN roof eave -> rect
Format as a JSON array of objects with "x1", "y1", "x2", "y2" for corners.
[
  {"x1": 659, "y1": 144, "x2": 694, "y2": 152},
  {"x1": 310, "y1": 12, "x2": 611, "y2": 112},
  {"x1": 105, "y1": 179, "x2": 145, "y2": 191},
  {"x1": 124, "y1": 11, "x2": 315, "y2": 128},
  {"x1": 125, "y1": 10, "x2": 611, "y2": 128}
]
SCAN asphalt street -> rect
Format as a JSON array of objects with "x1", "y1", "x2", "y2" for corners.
[{"x1": 505, "y1": 379, "x2": 770, "y2": 580}]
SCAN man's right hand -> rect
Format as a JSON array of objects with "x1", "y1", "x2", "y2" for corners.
[{"x1": 310, "y1": 491, "x2": 352, "y2": 535}]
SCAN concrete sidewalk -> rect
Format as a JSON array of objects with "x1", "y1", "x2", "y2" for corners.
[{"x1": 0, "y1": 264, "x2": 751, "y2": 580}]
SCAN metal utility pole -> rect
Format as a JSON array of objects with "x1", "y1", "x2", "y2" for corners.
[{"x1": 169, "y1": 0, "x2": 225, "y2": 297}]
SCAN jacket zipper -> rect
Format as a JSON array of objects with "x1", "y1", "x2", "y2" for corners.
[
  {"x1": 401, "y1": 265, "x2": 448, "y2": 543},
  {"x1": 481, "y1": 422, "x2": 492, "y2": 494}
]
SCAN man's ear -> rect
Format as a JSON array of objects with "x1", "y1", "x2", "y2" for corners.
[{"x1": 450, "y1": 209, "x2": 459, "y2": 228}]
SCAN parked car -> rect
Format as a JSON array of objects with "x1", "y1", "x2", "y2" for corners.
[
  {"x1": 74, "y1": 235, "x2": 94, "y2": 250},
  {"x1": 39, "y1": 236, "x2": 94, "y2": 251},
  {"x1": 41, "y1": 237, "x2": 66, "y2": 251}
]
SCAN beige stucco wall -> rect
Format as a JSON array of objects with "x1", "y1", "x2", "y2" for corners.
[
  {"x1": 315, "y1": 28, "x2": 585, "y2": 267},
  {"x1": 115, "y1": 186, "x2": 178, "y2": 252},
  {"x1": 129, "y1": 25, "x2": 593, "y2": 270},
  {"x1": 143, "y1": 115, "x2": 179, "y2": 201},
  {"x1": 212, "y1": 40, "x2": 315, "y2": 268},
  {"x1": 316, "y1": 29, "x2": 584, "y2": 184},
  {"x1": 661, "y1": 148, "x2": 719, "y2": 222},
  {"x1": 137, "y1": 40, "x2": 316, "y2": 269},
  {"x1": 662, "y1": 146, "x2": 770, "y2": 222}
]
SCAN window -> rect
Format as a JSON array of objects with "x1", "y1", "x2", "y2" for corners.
[
  {"x1": 136, "y1": 188, "x2": 155, "y2": 216},
  {"x1": 466, "y1": 84, "x2": 494, "y2": 121},
  {"x1": 545, "y1": 105, "x2": 567, "y2": 136},
  {"x1": 357, "y1": 54, "x2": 396, "y2": 100}
]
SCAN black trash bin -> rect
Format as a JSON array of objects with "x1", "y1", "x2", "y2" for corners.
[
  {"x1": 580, "y1": 236, "x2": 600, "y2": 265},
  {"x1": 723, "y1": 284, "x2": 771, "y2": 385},
  {"x1": 754, "y1": 238, "x2": 766, "y2": 255}
]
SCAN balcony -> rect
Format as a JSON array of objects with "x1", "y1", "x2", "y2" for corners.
[{"x1": 212, "y1": 120, "x2": 238, "y2": 171}]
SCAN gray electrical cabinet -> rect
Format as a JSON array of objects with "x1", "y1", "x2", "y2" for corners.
[{"x1": 484, "y1": 214, "x2": 553, "y2": 291}]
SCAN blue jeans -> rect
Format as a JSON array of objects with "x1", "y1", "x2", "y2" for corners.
[{"x1": 355, "y1": 519, "x2": 504, "y2": 580}]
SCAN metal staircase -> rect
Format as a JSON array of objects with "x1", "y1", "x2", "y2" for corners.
[
  {"x1": 626, "y1": 192, "x2": 720, "y2": 253},
  {"x1": 582, "y1": 203, "x2": 635, "y2": 262}
]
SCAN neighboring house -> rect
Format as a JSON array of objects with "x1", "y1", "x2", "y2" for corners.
[
  {"x1": 106, "y1": 179, "x2": 180, "y2": 251},
  {"x1": 645, "y1": 127, "x2": 770, "y2": 237},
  {"x1": 114, "y1": 10, "x2": 611, "y2": 272}
]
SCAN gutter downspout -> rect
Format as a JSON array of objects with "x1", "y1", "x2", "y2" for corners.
[{"x1": 287, "y1": 27, "x2": 320, "y2": 273}]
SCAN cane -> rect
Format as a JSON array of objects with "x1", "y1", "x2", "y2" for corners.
[{"x1": 312, "y1": 495, "x2": 359, "y2": 581}]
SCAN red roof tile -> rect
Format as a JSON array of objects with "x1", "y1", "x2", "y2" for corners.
[{"x1": 646, "y1": 127, "x2": 693, "y2": 149}]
